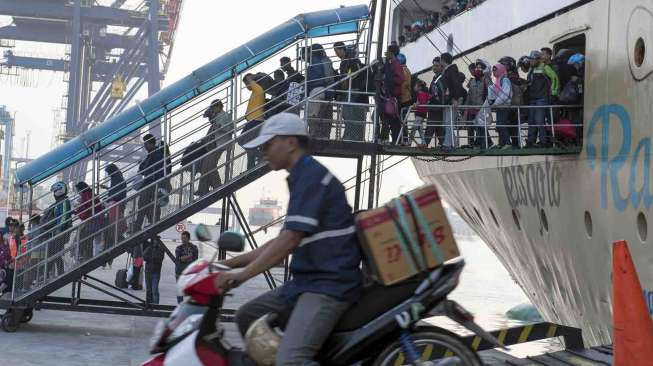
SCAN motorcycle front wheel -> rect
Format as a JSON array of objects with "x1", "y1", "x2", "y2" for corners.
[{"x1": 372, "y1": 330, "x2": 482, "y2": 366}]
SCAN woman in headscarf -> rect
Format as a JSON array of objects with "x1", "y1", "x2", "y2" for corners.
[{"x1": 487, "y1": 62, "x2": 513, "y2": 149}]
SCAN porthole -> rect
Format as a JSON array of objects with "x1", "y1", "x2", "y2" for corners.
[
  {"x1": 635, "y1": 37, "x2": 646, "y2": 67},
  {"x1": 512, "y1": 209, "x2": 521, "y2": 231},
  {"x1": 489, "y1": 208, "x2": 499, "y2": 228},
  {"x1": 473, "y1": 207, "x2": 483, "y2": 224},
  {"x1": 584, "y1": 211, "x2": 593, "y2": 238},
  {"x1": 540, "y1": 209, "x2": 549, "y2": 233},
  {"x1": 637, "y1": 211, "x2": 648, "y2": 242}
]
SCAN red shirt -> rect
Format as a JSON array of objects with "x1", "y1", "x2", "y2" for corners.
[
  {"x1": 76, "y1": 190, "x2": 104, "y2": 220},
  {"x1": 415, "y1": 91, "x2": 430, "y2": 114}
]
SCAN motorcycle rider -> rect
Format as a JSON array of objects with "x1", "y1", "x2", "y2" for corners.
[{"x1": 215, "y1": 112, "x2": 362, "y2": 365}]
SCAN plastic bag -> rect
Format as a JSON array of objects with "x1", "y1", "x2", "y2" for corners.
[
  {"x1": 126, "y1": 265, "x2": 134, "y2": 283},
  {"x1": 474, "y1": 104, "x2": 493, "y2": 127}
]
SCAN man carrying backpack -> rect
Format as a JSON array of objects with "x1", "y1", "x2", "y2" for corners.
[{"x1": 526, "y1": 50, "x2": 559, "y2": 147}]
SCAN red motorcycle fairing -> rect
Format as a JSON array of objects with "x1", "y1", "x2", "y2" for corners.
[
  {"x1": 184, "y1": 272, "x2": 222, "y2": 305},
  {"x1": 197, "y1": 344, "x2": 229, "y2": 366},
  {"x1": 141, "y1": 353, "x2": 165, "y2": 366}
]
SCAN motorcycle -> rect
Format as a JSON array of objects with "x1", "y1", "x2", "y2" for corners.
[{"x1": 142, "y1": 231, "x2": 504, "y2": 366}]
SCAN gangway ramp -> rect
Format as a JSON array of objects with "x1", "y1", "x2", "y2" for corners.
[{"x1": 1, "y1": 5, "x2": 372, "y2": 326}]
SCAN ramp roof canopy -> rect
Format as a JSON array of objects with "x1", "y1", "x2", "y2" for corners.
[{"x1": 16, "y1": 4, "x2": 369, "y2": 185}]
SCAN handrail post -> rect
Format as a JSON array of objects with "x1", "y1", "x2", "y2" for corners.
[
  {"x1": 517, "y1": 106, "x2": 523, "y2": 148},
  {"x1": 92, "y1": 145, "x2": 98, "y2": 216},
  {"x1": 303, "y1": 35, "x2": 310, "y2": 127},
  {"x1": 549, "y1": 105, "x2": 556, "y2": 146},
  {"x1": 484, "y1": 105, "x2": 489, "y2": 149},
  {"x1": 27, "y1": 184, "x2": 33, "y2": 222}
]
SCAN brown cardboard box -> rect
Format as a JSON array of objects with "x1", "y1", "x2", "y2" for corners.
[{"x1": 356, "y1": 185, "x2": 459, "y2": 286}]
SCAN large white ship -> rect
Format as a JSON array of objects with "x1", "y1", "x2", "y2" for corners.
[{"x1": 393, "y1": 0, "x2": 653, "y2": 346}]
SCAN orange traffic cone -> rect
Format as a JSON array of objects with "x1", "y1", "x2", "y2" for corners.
[{"x1": 612, "y1": 239, "x2": 653, "y2": 366}]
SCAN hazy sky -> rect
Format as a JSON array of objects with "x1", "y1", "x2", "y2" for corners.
[{"x1": 0, "y1": 1, "x2": 424, "y2": 217}]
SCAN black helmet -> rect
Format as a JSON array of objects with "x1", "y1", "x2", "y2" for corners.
[
  {"x1": 517, "y1": 55, "x2": 530, "y2": 67},
  {"x1": 499, "y1": 56, "x2": 517, "y2": 71}
]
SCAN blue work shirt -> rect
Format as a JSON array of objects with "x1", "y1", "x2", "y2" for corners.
[{"x1": 281, "y1": 154, "x2": 362, "y2": 303}]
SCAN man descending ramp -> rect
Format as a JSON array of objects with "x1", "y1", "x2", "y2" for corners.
[{"x1": 215, "y1": 113, "x2": 362, "y2": 365}]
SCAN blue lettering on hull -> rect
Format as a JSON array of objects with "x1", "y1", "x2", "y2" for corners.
[{"x1": 587, "y1": 104, "x2": 653, "y2": 211}]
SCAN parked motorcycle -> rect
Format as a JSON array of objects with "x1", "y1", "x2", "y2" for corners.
[{"x1": 142, "y1": 229, "x2": 504, "y2": 366}]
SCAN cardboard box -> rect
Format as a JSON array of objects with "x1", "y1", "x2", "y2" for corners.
[{"x1": 356, "y1": 185, "x2": 459, "y2": 286}]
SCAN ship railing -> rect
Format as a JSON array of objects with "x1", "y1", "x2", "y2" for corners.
[
  {"x1": 8, "y1": 61, "x2": 379, "y2": 302},
  {"x1": 399, "y1": 104, "x2": 584, "y2": 149}
]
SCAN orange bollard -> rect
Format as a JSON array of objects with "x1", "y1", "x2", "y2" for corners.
[{"x1": 612, "y1": 239, "x2": 653, "y2": 366}]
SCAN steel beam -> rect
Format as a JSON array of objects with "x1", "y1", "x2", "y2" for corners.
[
  {"x1": 0, "y1": 25, "x2": 138, "y2": 49},
  {"x1": 0, "y1": 1, "x2": 169, "y2": 29},
  {"x1": 0, "y1": 54, "x2": 152, "y2": 80},
  {"x1": 147, "y1": 0, "x2": 162, "y2": 138}
]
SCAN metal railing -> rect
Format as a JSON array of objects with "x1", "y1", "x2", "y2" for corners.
[
  {"x1": 398, "y1": 104, "x2": 584, "y2": 149},
  {"x1": 8, "y1": 61, "x2": 379, "y2": 302},
  {"x1": 19, "y1": 34, "x2": 373, "y2": 251}
]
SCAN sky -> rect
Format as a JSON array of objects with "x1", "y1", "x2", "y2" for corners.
[{"x1": 0, "y1": 1, "x2": 424, "y2": 218}]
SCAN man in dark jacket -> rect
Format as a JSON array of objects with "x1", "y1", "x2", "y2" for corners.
[
  {"x1": 143, "y1": 235, "x2": 165, "y2": 304},
  {"x1": 335, "y1": 41, "x2": 367, "y2": 141},
  {"x1": 425, "y1": 57, "x2": 446, "y2": 147},
  {"x1": 379, "y1": 44, "x2": 404, "y2": 144},
  {"x1": 280, "y1": 57, "x2": 305, "y2": 115},
  {"x1": 175, "y1": 231, "x2": 198, "y2": 303},
  {"x1": 132, "y1": 134, "x2": 165, "y2": 232},
  {"x1": 439, "y1": 52, "x2": 465, "y2": 149},
  {"x1": 526, "y1": 50, "x2": 559, "y2": 147},
  {"x1": 102, "y1": 163, "x2": 127, "y2": 254}
]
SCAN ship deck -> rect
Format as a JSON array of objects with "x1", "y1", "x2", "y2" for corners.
[{"x1": 482, "y1": 345, "x2": 613, "y2": 365}]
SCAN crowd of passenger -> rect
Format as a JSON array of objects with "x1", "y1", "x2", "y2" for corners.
[
  {"x1": 229, "y1": 40, "x2": 585, "y2": 151},
  {"x1": 0, "y1": 181, "x2": 199, "y2": 307},
  {"x1": 0, "y1": 37, "x2": 587, "y2": 298},
  {"x1": 399, "y1": 0, "x2": 486, "y2": 47}
]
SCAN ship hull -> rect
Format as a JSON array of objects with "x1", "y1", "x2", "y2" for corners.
[{"x1": 401, "y1": 0, "x2": 653, "y2": 346}]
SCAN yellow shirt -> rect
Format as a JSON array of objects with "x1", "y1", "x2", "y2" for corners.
[{"x1": 245, "y1": 82, "x2": 265, "y2": 122}]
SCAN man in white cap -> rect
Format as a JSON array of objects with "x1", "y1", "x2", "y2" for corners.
[{"x1": 216, "y1": 113, "x2": 362, "y2": 365}]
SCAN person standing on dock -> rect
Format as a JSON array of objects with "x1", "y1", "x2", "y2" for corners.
[
  {"x1": 175, "y1": 231, "x2": 198, "y2": 303},
  {"x1": 143, "y1": 234, "x2": 165, "y2": 305},
  {"x1": 214, "y1": 113, "x2": 362, "y2": 365}
]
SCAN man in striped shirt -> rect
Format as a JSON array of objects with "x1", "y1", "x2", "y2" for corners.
[{"x1": 216, "y1": 113, "x2": 362, "y2": 365}]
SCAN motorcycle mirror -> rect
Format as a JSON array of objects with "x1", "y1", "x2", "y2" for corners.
[{"x1": 217, "y1": 231, "x2": 245, "y2": 253}]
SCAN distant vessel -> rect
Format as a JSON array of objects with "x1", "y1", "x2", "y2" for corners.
[{"x1": 248, "y1": 197, "x2": 283, "y2": 227}]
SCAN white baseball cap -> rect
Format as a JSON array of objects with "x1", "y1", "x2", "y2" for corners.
[{"x1": 242, "y1": 113, "x2": 309, "y2": 149}]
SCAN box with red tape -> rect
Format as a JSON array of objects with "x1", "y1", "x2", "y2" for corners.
[{"x1": 356, "y1": 185, "x2": 459, "y2": 286}]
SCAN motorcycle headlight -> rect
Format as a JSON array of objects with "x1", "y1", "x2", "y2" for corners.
[{"x1": 167, "y1": 314, "x2": 203, "y2": 343}]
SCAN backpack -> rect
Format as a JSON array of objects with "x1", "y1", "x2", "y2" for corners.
[
  {"x1": 254, "y1": 72, "x2": 275, "y2": 92},
  {"x1": 558, "y1": 80, "x2": 580, "y2": 103},
  {"x1": 510, "y1": 79, "x2": 526, "y2": 105},
  {"x1": 181, "y1": 140, "x2": 206, "y2": 168}
]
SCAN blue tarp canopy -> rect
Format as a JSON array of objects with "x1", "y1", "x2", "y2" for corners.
[{"x1": 16, "y1": 4, "x2": 369, "y2": 185}]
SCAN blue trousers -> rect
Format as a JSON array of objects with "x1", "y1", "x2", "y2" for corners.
[
  {"x1": 145, "y1": 271, "x2": 160, "y2": 304},
  {"x1": 527, "y1": 98, "x2": 549, "y2": 145}
]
